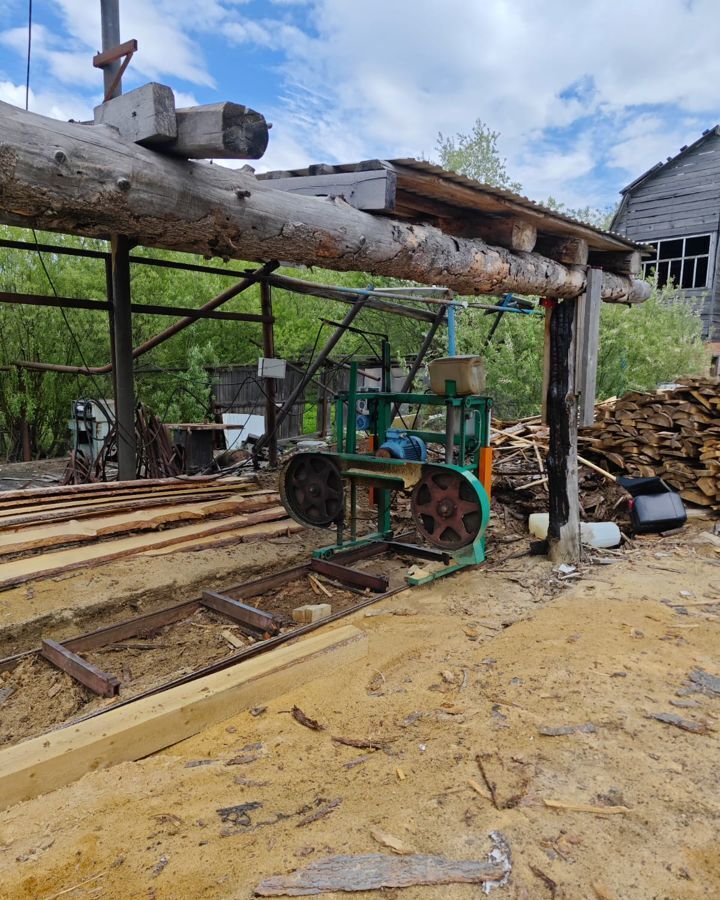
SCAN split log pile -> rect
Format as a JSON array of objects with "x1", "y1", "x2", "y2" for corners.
[
  {"x1": 0, "y1": 476, "x2": 302, "y2": 591},
  {"x1": 580, "y1": 378, "x2": 720, "y2": 512},
  {"x1": 491, "y1": 420, "x2": 626, "y2": 523}
]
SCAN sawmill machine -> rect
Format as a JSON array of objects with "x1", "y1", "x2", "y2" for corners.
[{"x1": 279, "y1": 346, "x2": 493, "y2": 586}]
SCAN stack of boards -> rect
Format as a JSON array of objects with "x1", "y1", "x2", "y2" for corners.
[
  {"x1": 581, "y1": 378, "x2": 720, "y2": 511},
  {"x1": 0, "y1": 476, "x2": 302, "y2": 591}
]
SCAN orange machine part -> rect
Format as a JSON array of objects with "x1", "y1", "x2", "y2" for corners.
[{"x1": 478, "y1": 446, "x2": 493, "y2": 502}]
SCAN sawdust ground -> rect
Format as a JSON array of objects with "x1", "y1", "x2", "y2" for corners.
[{"x1": 0, "y1": 522, "x2": 719, "y2": 898}]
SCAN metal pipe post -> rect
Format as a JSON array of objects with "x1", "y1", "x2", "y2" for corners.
[
  {"x1": 110, "y1": 235, "x2": 137, "y2": 479},
  {"x1": 447, "y1": 304, "x2": 457, "y2": 356},
  {"x1": 259, "y1": 281, "x2": 278, "y2": 468},
  {"x1": 100, "y1": 0, "x2": 122, "y2": 99}
]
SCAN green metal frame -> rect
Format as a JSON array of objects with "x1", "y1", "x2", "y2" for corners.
[{"x1": 312, "y1": 357, "x2": 493, "y2": 585}]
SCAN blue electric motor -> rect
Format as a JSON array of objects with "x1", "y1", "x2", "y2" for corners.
[{"x1": 377, "y1": 429, "x2": 427, "y2": 462}]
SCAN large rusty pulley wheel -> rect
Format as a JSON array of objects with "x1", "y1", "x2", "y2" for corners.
[
  {"x1": 410, "y1": 465, "x2": 483, "y2": 550},
  {"x1": 279, "y1": 453, "x2": 344, "y2": 528}
]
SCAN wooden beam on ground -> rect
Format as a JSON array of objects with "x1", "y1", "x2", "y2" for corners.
[
  {"x1": 546, "y1": 298, "x2": 581, "y2": 563},
  {"x1": 0, "y1": 624, "x2": 367, "y2": 810},
  {"x1": 201, "y1": 591, "x2": 280, "y2": 635},
  {"x1": 0, "y1": 506, "x2": 292, "y2": 591},
  {"x1": 41, "y1": 639, "x2": 120, "y2": 697},
  {"x1": 0, "y1": 102, "x2": 650, "y2": 303}
]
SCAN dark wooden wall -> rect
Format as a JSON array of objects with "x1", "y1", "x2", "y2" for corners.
[{"x1": 612, "y1": 131, "x2": 720, "y2": 340}]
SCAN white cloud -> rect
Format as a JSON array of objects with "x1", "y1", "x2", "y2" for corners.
[{"x1": 2, "y1": 0, "x2": 719, "y2": 210}]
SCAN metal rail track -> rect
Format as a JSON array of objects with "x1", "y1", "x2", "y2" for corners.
[{"x1": 0, "y1": 536, "x2": 422, "y2": 728}]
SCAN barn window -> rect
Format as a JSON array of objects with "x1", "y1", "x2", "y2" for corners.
[{"x1": 642, "y1": 234, "x2": 711, "y2": 289}]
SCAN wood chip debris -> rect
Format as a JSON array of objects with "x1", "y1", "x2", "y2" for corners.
[
  {"x1": 543, "y1": 799, "x2": 630, "y2": 815},
  {"x1": 255, "y1": 834, "x2": 511, "y2": 895},
  {"x1": 369, "y1": 828, "x2": 414, "y2": 855},
  {"x1": 538, "y1": 722, "x2": 597, "y2": 736},
  {"x1": 291, "y1": 705, "x2": 325, "y2": 731},
  {"x1": 646, "y1": 712, "x2": 712, "y2": 734},
  {"x1": 332, "y1": 736, "x2": 388, "y2": 750},
  {"x1": 296, "y1": 798, "x2": 342, "y2": 828}
]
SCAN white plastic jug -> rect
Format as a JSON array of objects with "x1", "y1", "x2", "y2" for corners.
[{"x1": 528, "y1": 513, "x2": 621, "y2": 549}]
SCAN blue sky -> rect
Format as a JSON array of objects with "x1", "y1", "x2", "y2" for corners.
[{"x1": 1, "y1": 0, "x2": 719, "y2": 211}]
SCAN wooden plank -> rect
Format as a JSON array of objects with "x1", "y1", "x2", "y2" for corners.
[
  {"x1": 310, "y1": 558, "x2": 389, "y2": 592},
  {"x1": 140, "y1": 520, "x2": 303, "y2": 555},
  {"x1": 0, "y1": 475, "x2": 251, "y2": 504},
  {"x1": 0, "y1": 486, "x2": 252, "y2": 530},
  {"x1": 256, "y1": 170, "x2": 396, "y2": 212},
  {"x1": 0, "y1": 494, "x2": 278, "y2": 556},
  {"x1": 0, "y1": 507, "x2": 292, "y2": 590},
  {"x1": 41, "y1": 639, "x2": 120, "y2": 697},
  {"x1": 201, "y1": 591, "x2": 280, "y2": 635},
  {"x1": 0, "y1": 624, "x2": 367, "y2": 810}
]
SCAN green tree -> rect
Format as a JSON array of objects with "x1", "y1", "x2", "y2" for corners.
[{"x1": 436, "y1": 120, "x2": 522, "y2": 192}]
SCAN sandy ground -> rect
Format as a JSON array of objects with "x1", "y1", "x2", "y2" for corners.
[{"x1": 0, "y1": 519, "x2": 719, "y2": 898}]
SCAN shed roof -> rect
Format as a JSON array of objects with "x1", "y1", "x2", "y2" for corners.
[
  {"x1": 259, "y1": 157, "x2": 646, "y2": 259},
  {"x1": 619, "y1": 125, "x2": 720, "y2": 195}
]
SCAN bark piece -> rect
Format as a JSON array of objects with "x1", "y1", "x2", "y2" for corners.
[
  {"x1": 689, "y1": 668, "x2": 720, "y2": 694},
  {"x1": 255, "y1": 851, "x2": 508, "y2": 896},
  {"x1": 291, "y1": 706, "x2": 325, "y2": 731},
  {"x1": 646, "y1": 712, "x2": 711, "y2": 734}
]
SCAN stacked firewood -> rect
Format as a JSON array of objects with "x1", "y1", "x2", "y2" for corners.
[
  {"x1": 580, "y1": 378, "x2": 719, "y2": 510},
  {"x1": 491, "y1": 420, "x2": 627, "y2": 521}
]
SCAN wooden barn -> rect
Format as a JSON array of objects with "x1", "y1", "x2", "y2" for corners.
[{"x1": 611, "y1": 125, "x2": 720, "y2": 345}]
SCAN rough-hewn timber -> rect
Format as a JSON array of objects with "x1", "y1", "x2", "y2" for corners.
[{"x1": 0, "y1": 102, "x2": 649, "y2": 303}]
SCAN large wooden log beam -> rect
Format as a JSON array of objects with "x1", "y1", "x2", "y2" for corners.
[{"x1": 0, "y1": 102, "x2": 649, "y2": 303}]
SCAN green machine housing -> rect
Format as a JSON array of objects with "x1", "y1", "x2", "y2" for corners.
[{"x1": 280, "y1": 350, "x2": 493, "y2": 586}]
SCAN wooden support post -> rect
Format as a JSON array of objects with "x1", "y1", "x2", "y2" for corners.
[
  {"x1": 546, "y1": 297, "x2": 581, "y2": 563},
  {"x1": 260, "y1": 282, "x2": 278, "y2": 468},
  {"x1": 110, "y1": 235, "x2": 137, "y2": 480},
  {"x1": 575, "y1": 267, "x2": 603, "y2": 426}
]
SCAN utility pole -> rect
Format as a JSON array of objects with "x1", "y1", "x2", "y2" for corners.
[{"x1": 98, "y1": 0, "x2": 137, "y2": 479}]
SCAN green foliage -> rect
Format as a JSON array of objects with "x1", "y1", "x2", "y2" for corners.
[
  {"x1": 453, "y1": 281, "x2": 707, "y2": 419},
  {"x1": 436, "y1": 120, "x2": 522, "y2": 192}
]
